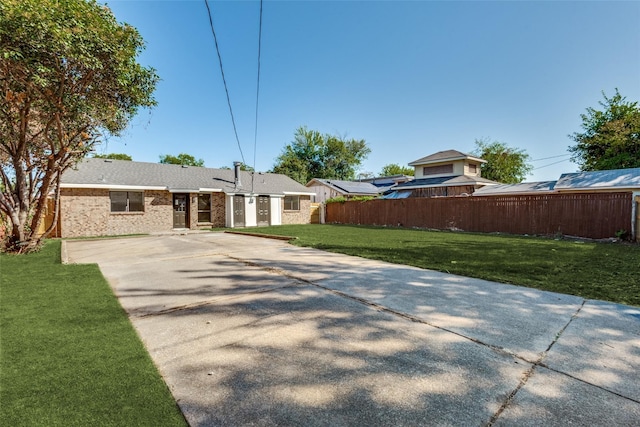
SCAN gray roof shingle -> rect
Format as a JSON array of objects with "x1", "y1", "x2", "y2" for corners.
[
  {"x1": 61, "y1": 158, "x2": 314, "y2": 195},
  {"x1": 408, "y1": 150, "x2": 486, "y2": 166},
  {"x1": 393, "y1": 175, "x2": 498, "y2": 189},
  {"x1": 554, "y1": 168, "x2": 640, "y2": 190},
  {"x1": 473, "y1": 181, "x2": 557, "y2": 196},
  {"x1": 307, "y1": 178, "x2": 381, "y2": 195}
]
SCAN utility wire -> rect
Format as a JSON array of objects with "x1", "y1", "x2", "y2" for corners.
[
  {"x1": 251, "y1": 0, "x2": 264, "y2": 194},
  {"x1": 204, "y1": 0, "x2": 245, "y2": 165},
  {"x1": 532, "y1": 158, "x2": 572, "y2": 170},
  {"x1": 530, "y1": 153, "x2": 571, "y2": 162}
]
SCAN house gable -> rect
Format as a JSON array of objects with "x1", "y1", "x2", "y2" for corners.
[{"x1": 408, "y1": 150, "x2": 485, "y2": 179}]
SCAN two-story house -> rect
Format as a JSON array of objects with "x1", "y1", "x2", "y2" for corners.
[{"x1": 385, "y1": 150, "x2": 499, "y2": 198}]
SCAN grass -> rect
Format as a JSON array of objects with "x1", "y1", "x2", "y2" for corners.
[
  {"x1": 0, "y1": 241, "x2": 186, "y2": 426},
  {"x1": 243, "y1": 224, "x2": 640, "y2": 307}
]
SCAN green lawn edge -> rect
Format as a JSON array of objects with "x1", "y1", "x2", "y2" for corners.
[
  {"x1": 0, "y1": 241, "x2": 187, "y2": 426},
  {"x1": 236, "y1": 224, "x2": 640, "y2": 307}
]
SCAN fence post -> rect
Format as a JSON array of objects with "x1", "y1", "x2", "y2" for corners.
[{"x1": 634, "y1": 193, "x2": 640, "y2": 242}]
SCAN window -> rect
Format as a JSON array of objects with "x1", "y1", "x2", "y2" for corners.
[
  {"x1": 284, "y1": 195, "x2": 300, "y2": 211},
  {"x1": 423, "y1": 164, "x2": 453, "y2": 175},
  {"x1": 198, "y1": 194, "x2": 211, "y2": 223},
  {"x1": 468, "y1": 164, "x2": 477, "y2": 173},
  {"x1": 110, "y1": 191, "x2": 144, "y2": 212}
]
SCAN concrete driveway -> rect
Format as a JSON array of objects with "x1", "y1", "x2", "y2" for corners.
[{"x1": 65, "y1": 232, "x2": 640, "y2": 426}]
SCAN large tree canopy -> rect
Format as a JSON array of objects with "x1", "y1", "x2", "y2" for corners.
[
  {"x1": 569, "y1": 89, "x2": 640, "y2": 171},
  {"x1": 93, "y1": 153, "x2": 132, "y2": 161},
  {"x1": 0, "y1": 0, "x2": 158, "y2": 252},
  {"x1": 380, "y1": 163, "x2": 414, "y2": 177},
  {"x1": 473, "y1": 139, "x2": 533, "y2": 184},
  {"x1": 159, "y1": 153, "x2": 205, "y2": 167},
  {"x1": 272, "y1": 126, "x2": 370, "y2": 184}
]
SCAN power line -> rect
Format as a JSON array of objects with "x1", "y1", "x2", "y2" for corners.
[
  {"x1": 251, "y1": 0, "x2": 263, "y2": 193},
  {"x1": 204, "y1": 0, "x2": 245, "y2": 165},
  {"x1": 253, "y1": 0, "x2": 263, "y2": 172},
  {"x1": 532, "y1": 158, "x2": 572, "y2": 170},
  {"x1": 530, "y1": 153, "x2": 571, "y2": 162}
]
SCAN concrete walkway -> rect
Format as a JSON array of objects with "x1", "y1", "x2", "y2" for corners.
[{"x1": 65, "y1": 233, "x2": 640, "y2": 426}]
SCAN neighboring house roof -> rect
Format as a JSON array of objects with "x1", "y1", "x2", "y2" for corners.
[
  {"x1": 306, "y1": 178, "x2": 381, "y2": 196},
  {"x1": 408, "y1": 150, "x2": 486, "y2": 166},
  {"x1": 473, "y1": 167, "x2": 640, "y2": 196},
  {"x1": 473, "y1": 181, "x2": 557, "y2": 196},
  {"x1": 554, "y1": 168, "x2": 640, "y2": 191},
  {"x1": 393, "y1": 175, "x2": 499, "y2": 190},
  {"x1": 360, "y1": 174, "x2": 414, "y2": 187},
  {"x1": 60, "y1": 158, "x2": 315, "y2": 196}
]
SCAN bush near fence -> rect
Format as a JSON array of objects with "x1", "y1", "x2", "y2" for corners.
[{"x1": 325, "y1": 192, "x2": 634, "y2": 240}]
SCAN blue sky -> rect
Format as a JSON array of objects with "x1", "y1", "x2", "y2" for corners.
[{"x1": 101, "y1": 0, "x2": 640, "y2": 182}]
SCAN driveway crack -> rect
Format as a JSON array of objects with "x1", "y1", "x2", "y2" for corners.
[{"x1": 485, "y1": 300, "x2": 586, "y2": 426}]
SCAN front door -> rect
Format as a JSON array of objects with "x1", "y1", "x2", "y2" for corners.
[
  {"x1": 173, "y1": 193, "x2": 188, "y2": 228},
  {"x1": 233, "y1": 195, "x2": 245, "y2": 227},
  {"x1": 256, "y1": 195, "x2": 270, "y2": 226}
]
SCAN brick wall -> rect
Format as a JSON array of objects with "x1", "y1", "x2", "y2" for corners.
[
  {"x1": 190, "y1": 192, "x2": 226, "y2": 229},
  {"x1": 281, "y1": 196, "x2": 312, "y2": 225},
  {"x1": 60, "y1": 189, "x2": 309, "y2": 237},
  {"x1": 60, "y1": 188, "x2": 173, "y2": 237}
]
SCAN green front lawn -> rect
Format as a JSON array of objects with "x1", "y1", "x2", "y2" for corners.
[
  {"x1": 0, "y1": 241, "x2": 186, "y2": 426},
  {"x1": 243, "y1": 224, "x2": 640, "y2": 307}
]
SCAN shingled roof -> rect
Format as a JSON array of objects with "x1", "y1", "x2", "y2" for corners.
[
  {"x1": 61, "y1": 158, "x2": 314, "y2": 196},
  {"x1": 306, "y1": 178, "x2": 381, "y2": 196},
  {"x1": 408, "y1": 150, "x2": 486, "y2": 166},
  {"x1": 555, "y1": 168, "x2": 640, "y2": 191},
  {"x1": 393, "y1": 175, "x2": 498, "y2": 189}
]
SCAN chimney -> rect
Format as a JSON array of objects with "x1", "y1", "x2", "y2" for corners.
[{"x1": 233, "y1": 161, "x2": 242, "y2": 188}]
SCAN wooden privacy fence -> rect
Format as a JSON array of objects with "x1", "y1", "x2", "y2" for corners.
[{"x1": 326, "y1": 192, "x2": 634, "y2": 240}]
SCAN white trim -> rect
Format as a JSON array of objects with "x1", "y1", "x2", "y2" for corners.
[
  {"x1": 60, "y1": 183, "x2": 166, "y2": 191},
  {"x1": 198, "y1": 188, "x2": 223, "y2": 193},
  {"x1": 167, "y1": 188, "x2": 198, "y2": 193},
  {"x1": 283, "y1": 191, "x2": 316, "y2": 196}
]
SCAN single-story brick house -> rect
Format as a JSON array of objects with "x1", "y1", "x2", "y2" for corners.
[{"x1": 58, "y1": 158, "x2": 315, "y2": 238}]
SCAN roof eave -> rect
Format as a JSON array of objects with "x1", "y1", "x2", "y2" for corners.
[{"x1": 60, "y1": 183, "x2": 167, "y2": 191}]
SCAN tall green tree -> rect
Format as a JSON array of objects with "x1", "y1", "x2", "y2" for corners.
[
  {"x1": 473, "y1": 139, "x2": 533, "y2": 184},
  {"x1": 159, "y1": 153, "x2": 204, "y2": 167},
  {"x1": 272, "y1": 126, "x2": 370, "y2": 184},
  {"x1": 93, "y1": 153, "x2": 132, "y2": 161},
  {"x1": 569, "y1": 89, "x2": 640, "y2": 171},
  {"x1": 0, "y1": 0, "x2": 158, "y2": 252},
  {"x1": 380, "y1": 163, "x2": 414, "y2": 176}
]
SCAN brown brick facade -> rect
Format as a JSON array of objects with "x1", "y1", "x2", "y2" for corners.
[
  {"x1": 281, "y1": 196, "x2": 312, "y2": 225},
  {"x1": 60, "y1": 189, "x2": 308, "y2": 237},
  {"x1": 60, "y1": 188, "x2": 174, "y2": 237},
  {"x1": 189, "y1": 192, "x2": 226, "y2": 229}
]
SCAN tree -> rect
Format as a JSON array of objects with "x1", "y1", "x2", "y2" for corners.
[
  {"x1": 220, "y1": 162, "x2": 254, "y2": 172},
  {"x1": 159, "y1": 153, "x2": 204, "y2": 167},
  {"x1": 380, "y1": 163, "x2": 414, "y2": 176},
  {"x1": 0, "y1": 0, "x2": 158, "y2": 252},
  {"x1": 93, "y1": 153, "x2": 132, "y2": 161},
  {"x1": 272, "y1": 126, "x2": 370, "y2": 184},
  {"x1": 569, "y1": 89, "x2": 640, "y2": 171},
  {"x1": 473, "y1": 139, "x2": 533, "y2": 184}
]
